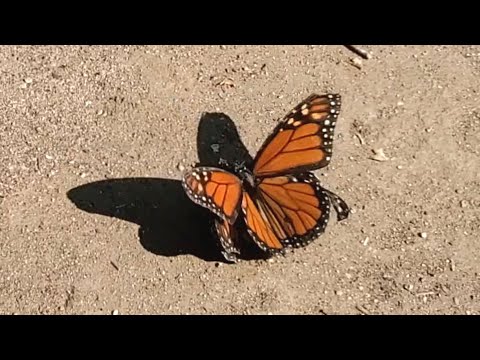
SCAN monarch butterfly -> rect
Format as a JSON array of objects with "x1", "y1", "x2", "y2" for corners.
[{"x1": 182, "y1": 94, "x2": 350, "y2": 262}]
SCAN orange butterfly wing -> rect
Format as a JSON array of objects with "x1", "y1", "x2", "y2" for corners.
[
  {"x1": 241, "y1": 191, "x2": 284, "y2": 253},
  {"x1": 241, "y1": 173, "x2": 341, "y2": 253},
  {"x1": 182, "y1": 167, "x2": 243, "y2": 225},
  {"x1": 253, "y1": 94, "x2": 341, "y2": 177}
]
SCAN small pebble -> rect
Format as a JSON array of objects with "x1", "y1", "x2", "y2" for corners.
[
  {"x1": 453, "y1": 297, "x2": 460, "y2": 306},
  {"x1": 351, "y1": 57, "x2": 363, "y2": 69},
  {"x1": 80, "y1": 172, "x2": 88, "y2": 178},
  {"x1": 112, "y1": 309, "x2": 119, "y2": 315},
  {"x1": 370, "y1": 148, "x2": 388, "y2": 162},
  {"x1": 335, "y1": 290, "x2": 343, "y2": 296},
  {"x1": 85, "y1": 100, "x2": 92, "y2": 107},
  {"x1": 420, "y1": 232, "x2": 427, "y2": 239},
  {"x1": 25, "y1": 78, "x2": 33, "y2": 84},
  {"x1": 450, "y1": 260, "x2": 456, "y2": 272},
  {"x1": 177, "y1": 163, "x2": 185, "y2": 172},
  {"x1": 460, "y1": 200, "x2": 468, "y2": 208},
  {"x1": 97, "y1": 109, "x2": 104, "y2": 116},
  {"x1": 45, "y1": 154, "x2": 54, "y2": 160},
  {"x1": 397, "y1": 165, "x2": 403, "y2": 170},
  {"x1": 363, "y1": 237, "x2": 369, "y2": 246},
  {"x1": 396, "y1": 101, "x2": 404, "y2": 107}
]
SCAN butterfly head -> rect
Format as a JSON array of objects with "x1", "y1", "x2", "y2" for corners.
[
  {"x1": 236, "y1": 166, "x2": 255, "y2": 189},
  {"x1": 217, "y1": 159, "x2": 255, "y2": 189}
]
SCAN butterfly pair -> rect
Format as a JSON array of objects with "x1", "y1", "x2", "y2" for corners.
[{"x1": 182, "y1": 94, "x2": 350, "y2": 262}]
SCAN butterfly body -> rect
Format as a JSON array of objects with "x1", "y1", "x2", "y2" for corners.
[{"x1": 182, "y1": 93, "x2": 349, "y2": 262}]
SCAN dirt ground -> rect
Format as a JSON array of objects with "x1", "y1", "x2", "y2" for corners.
[{"x1": 0, "y1": 45, "x2": 479, "y2": 315}]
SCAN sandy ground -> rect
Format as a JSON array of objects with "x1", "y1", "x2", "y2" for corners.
[{"x1": 0, "y1": 45, "x2": 479, "y2": 315}]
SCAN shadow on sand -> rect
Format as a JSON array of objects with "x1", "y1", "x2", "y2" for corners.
[{"x1": 67, "y1": 112, "x2": 264, "y2": 262}]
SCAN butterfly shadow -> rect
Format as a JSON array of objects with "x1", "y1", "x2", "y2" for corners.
[
  {"x1": 196, "y1": 112, "x2": 254, "y2": 170},
  {"x1": 66, "y1": 112, "x2": 263, "y2": 262}
]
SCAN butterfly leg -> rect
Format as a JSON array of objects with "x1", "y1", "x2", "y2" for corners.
[
  {"x1": 218, "y1": 158, "x2": 250, "y2": 179},
  {"x1": 218, "y1": 157, "x2": 230, "y2": 167},
  {"x1": 218, "y1": 158, "x2": 238, "y2": 173}
]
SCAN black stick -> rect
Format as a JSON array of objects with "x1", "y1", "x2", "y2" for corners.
[{"x1": 344, "y1": 45, "x2": 371, "y2": 60}]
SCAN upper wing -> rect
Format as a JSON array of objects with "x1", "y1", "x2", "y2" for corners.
[
  {"x1": 253, "y1": 94, "x2": 342, "y2": 178},
  {"x1": 241, "y1": 172, "x2": 347, "y2": 253},
  {"x1": 182, "y1": 167, "x2": 243, "y2": 225}
]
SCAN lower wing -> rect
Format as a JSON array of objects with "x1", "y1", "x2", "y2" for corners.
[
  {"x1": 241, "y1": 173, "x2": 349, "y2": 254},
  {"x1": 214, "y1": 218, "x2": 241, "y2": 262}
]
